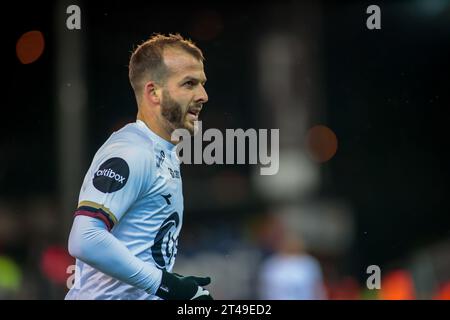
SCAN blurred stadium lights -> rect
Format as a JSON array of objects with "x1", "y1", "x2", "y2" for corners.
[
  {"x1": 251, "y1": 3, "x2": 354, "y2": 283},
  {"x1": 305, "y1": 125, "x2": 338, "y2": 163},
  {"x1": 253, "y1": 149, "x2": 319, "y2": 201},
  {"x1": 434, "y1": 282, "x2": 450, "y2": 300},
  {"x1": 409, "y1": 239, "x2": 450, "y2": 299},
  {"x1": 257, "y1": 33, "x2": 308, "y2": 147},
  {"x1": 255, "y1": 32, "x2": 320, "y2": 200},
  {"x1": 16, "y1": 30, "x2": 45, "y2": 65},
  {"x1": 253, "y1": 2, "x2": 325, "y2": 202},
  {"x1": 0, "y1": 256, "x2": 22, "y2": 299},
  {"x1": 40, "y1": 245, "x2": 74, "y2": 286},
  {"x1": 54, "y1": 0, "x2": 87, "y2": 235},
  {"x1": 275, "y1": 202, "x2": 354, "y2": 255},
  {"x1": 380, "y1": 269, "x2": 416, "y2": 300}
]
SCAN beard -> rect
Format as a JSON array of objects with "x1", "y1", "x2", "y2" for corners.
[{"x1": 160, "y1": 89, "x2": 198, "y2": 135}]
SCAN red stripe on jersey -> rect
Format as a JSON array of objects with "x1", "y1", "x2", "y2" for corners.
[{"x1": 74, "y1": 210, "x2": 113, "y2": 231}]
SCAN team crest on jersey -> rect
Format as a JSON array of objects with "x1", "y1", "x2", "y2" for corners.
[
  {"x1": 93, "y1": 157, "x2": 130, "y2": 193},
  {"x1": 151, "y1": 212, "x2": 180, "y2": 269}
]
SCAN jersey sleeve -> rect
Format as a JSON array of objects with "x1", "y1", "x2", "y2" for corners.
[
  {"x1": 75, "y1": 145, "x2": 155, "y2": 230},
  {"x1": 68, "y1": 215, "x2": 163, "y2": 295}
]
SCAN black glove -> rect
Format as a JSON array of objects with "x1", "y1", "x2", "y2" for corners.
[{"x1": 155, "y1": 270, "x2": 213, "y2": 300}]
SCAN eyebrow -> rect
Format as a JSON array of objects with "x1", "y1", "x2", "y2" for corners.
[{"x1": 180, "y1": 76, "x2": 207, "y2": 85}]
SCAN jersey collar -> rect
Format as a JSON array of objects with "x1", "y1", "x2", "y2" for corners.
[{"x1": 136, "y1": 120, "x2": 177, "y2": 152}]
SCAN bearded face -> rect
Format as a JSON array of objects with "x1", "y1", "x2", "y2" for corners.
[{"x1": 160, "y1": 89, "x2": 202, "y2": 135}]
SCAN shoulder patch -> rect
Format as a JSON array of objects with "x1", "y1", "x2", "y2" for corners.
[{"x1": 93, "y1": 157, "x2": 130, "y2": 193}]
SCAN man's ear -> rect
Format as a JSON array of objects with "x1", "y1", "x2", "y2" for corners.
[{"x1": 143, "y1": 81, "x2": 161, "y2": 105}]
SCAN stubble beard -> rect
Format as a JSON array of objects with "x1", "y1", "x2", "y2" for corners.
[{"x1": 161, "y1": 90, "x2": 197, "y2": 135}]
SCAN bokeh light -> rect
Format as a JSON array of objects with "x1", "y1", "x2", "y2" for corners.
[
  {"x1": 16, "y1": 30, "x2": 45, "y2": 64},
  {"x1": 305, "y1": 125, "x2": 338, "y2": 163},
  {"x1": 0, "y1": 256, "x2": 22, "y2": 292},
  {"x1": 380, "y1": 270, "x2": 416, "y2": 300},
  {"x1": 40, "y1": 246, "x2": 74, "y2": 285},
  {"x1": 434, "y1": 281, "x2": 450, "y2": 300}
]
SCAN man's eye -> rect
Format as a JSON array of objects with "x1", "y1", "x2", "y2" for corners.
[{"x1": 184, "y1": 81, "x2": 194, "y2": 87}]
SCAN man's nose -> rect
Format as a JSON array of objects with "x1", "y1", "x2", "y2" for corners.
[{"x1": 195, "y1": 85, "x2": 208, "y2": 104}]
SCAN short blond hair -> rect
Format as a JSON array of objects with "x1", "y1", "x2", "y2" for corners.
[{"x1": 128, "y1": 33, "x2": 204, "y2": 97}]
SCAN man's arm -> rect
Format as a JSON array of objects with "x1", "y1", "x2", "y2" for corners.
[
  {"x1": 68, "y1": 215, "x2": 162, "y2": 294},
  {"x1": 68, "y1": 215, "x2": 213, "y2": 299}
]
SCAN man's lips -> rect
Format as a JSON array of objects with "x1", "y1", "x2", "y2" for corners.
[{"x1": 187, "y1": 108, "x2": 201, "y2": 120}]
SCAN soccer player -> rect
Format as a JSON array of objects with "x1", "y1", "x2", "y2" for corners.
[{"x1": 65, "y1": 34, "x2": 211, "y2": 300}]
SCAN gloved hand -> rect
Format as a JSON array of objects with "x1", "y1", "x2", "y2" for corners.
[{"x1": 154, "y1": 270, "x2": 213, "y2": 300}]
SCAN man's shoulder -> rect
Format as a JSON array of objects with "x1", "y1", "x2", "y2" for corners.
[
  {"x1": 94, "y1": 123, "x2": 156, "y2": 169},
  {"x1": 104, "y1": 123, "x2": 157, "y2": 154},
  {"x1": 113, "y1": 122, "x2": 155, "y2": 146}
]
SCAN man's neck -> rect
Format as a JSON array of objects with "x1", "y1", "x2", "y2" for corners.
[{"x1": 136, "y1": 111, "x2": 174, "y2": 143}]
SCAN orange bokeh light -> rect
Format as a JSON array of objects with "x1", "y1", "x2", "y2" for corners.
[
  {"x1": 305, "y1": 125, "x2": 338, "y2": 163},
  {"x1": 16, "y1": 30, "x2": 45, "y2": 64},
  {"x1": 434, "y1": 282, "x2": 450, "y2": 300},
  {"x1": 379, "y1": 270, "x2": 416, "y2": 300}
]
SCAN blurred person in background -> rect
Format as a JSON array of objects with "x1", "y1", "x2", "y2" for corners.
[
  {"x1": 65, "y1": 34, "x2": 212, "y2": 300},
  {"x1": 258, "y1": 229, "x2": 326, "y2": 300}
]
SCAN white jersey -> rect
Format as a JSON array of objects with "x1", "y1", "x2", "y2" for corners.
[{"x1": 66, "y1": 120, "x2": 183, "y2": 300}]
